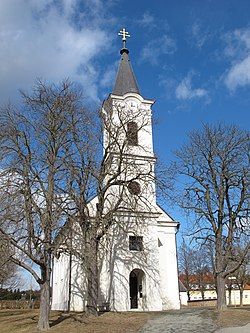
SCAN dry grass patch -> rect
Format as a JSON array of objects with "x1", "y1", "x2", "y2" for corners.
[
  {"x1": 217, "y1": 307, "x2": 250, "y2": 328},
  {"x1": 0, "y1": 309, "x2": 152, "y2": 333},
  {"x1": 2, "y1": 307, "x2": 249, "y2": 333}
]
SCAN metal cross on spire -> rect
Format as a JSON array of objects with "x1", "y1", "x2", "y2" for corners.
[{"x1": 118, "y1": 28, "x2": 130, "y2": 49}]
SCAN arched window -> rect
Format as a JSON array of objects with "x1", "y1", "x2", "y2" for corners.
[{"x1": 127, "y1": 121, "x2": 138, "y2": 146}]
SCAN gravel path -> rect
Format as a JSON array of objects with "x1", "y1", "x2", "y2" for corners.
[
  {"x1": 215, "y1": 323, "x2": 250, "y2": 333},
  {"x1": 139, "y1": 308, "x2": 218, "y2": 333}
]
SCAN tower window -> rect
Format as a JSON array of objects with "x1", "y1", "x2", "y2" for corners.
[
  {"x1": 127, "y1": 122, "x2": 138, "y2": 146},
  {"x1": 129, "y1": 236, "x2": 143, "y2": 251},
  {"x1": 128, "y1": 181, "x2": 141, "y2": 195}
]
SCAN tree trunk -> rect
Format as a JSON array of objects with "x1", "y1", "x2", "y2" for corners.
[
  {"x1": 239, "y1": 289, "x2": 243, "y2": 307},
  {"x1": 201, "y1": 287, "x2": 205, "y2": 300},
  {"x1": 37, "y1": 279, "x2": 50, "y2": 331},
  {"x1": 228, "y1": 287, "x2": 232, "y2": 306},
  {"x1": 216, "y1": 274, "x2": 227, "y2": 311},
  {"x1": 86, "y1": 235, "x2": 99, "y2": 316}
]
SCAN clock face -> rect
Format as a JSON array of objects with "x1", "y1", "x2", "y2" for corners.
[
  {"x1": 128, "y1": 181, "x2": 141, "y2": 195},
  {"x1": 129, "y1": 100, "x2": 138, "y2": 112}
]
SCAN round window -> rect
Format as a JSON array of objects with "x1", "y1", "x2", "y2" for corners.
[{"x1": 128, "y1": 181, "x2": 141, "y2": 195}]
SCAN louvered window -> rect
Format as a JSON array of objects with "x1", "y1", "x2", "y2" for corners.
[{"x1": 127, "y1": 122, "x2": 138, "y2": 146}]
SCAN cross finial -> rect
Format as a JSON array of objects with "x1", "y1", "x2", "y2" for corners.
[{"x1": 118, "y1": 28, "x2": 130, "y2": 49}]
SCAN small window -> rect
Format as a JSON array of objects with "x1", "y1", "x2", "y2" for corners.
[
  {"x1": 127, "y1": 122, "x2": 138, "y2": 146},
  {"x1": 129, "y1": 236, "x2": 143, "y2": 251}
]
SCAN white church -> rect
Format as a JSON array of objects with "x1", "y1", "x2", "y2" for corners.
[{"x1": 51, "y1": 29, "x2": 180, "y2": 312}]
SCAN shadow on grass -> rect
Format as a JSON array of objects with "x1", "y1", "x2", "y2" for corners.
[
  {"x1": 50, "y1": 313, "x2": 71, "y2": 327},
  {"x1": 0, "y1": 310, "x2": 30, "y2": 317},
  {"x1": 50, "y1": 310, "x2": 112, "y2": 328}
]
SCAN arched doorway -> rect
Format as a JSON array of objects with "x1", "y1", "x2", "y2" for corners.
[{"x1": 129, "y1": 269, "x2": 145, "y2": 309}]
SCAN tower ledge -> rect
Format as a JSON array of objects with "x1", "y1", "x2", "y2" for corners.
[{"x1": 110, "y1": 92, "x2": 155, "y2": 106}]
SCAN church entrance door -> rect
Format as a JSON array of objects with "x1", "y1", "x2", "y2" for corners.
[
  {"x1": 130, "y1": 271, "x2": 138, "y2": 309},
  {"x1": 129, "y1": 269, "x2": 145, "y2": 309}
]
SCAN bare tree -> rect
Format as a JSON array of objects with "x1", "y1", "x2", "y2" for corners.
[
  {"x1": 178, "y1": 239, "x2": 195, "y2": 301},
  {"x1": 179, "y1": 240, "x2": 214, "y2": 300},
  {"x1": 0, "y1": 80, "x2": 92, "y2": 330},
  {"x1": 192, "y1": 247, "x2": 213, "y2": 300},
  {"x1": 0, "y1": 78, "x2": 157, "y2": 330},
  {"x1": 172, "y1": 123, "x2": 249, "y2": 310},
  {"x1": 0, "y1": 238, "x2": 19, "y2": 288}
]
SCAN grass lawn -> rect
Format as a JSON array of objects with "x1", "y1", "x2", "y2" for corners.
[
  {"x1": 0, "y1": 307, "x2": 249, "y2": 332},
  {"x1": 0, "y1": 309, "x2": 152, "y2": 333}
]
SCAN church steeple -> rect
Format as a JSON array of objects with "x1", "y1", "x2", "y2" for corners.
[{"x1": 112, "y1": 28, "x2": 140, "y2": 96}]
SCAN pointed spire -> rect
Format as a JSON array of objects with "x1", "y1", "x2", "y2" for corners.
[{"x1": 112, "y1": 29, "x2": 140, "y2": 96}]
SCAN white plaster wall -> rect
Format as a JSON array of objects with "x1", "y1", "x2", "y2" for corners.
[
  {"x1": 110, "y1": 257, "x2": 163, "y2": 312},
  {"x1": 190, "y1": 289, "x2": 250, "y2": 305},
  {"x1": 102, "y1": 158, "x2": 157, "y2": 212},
  {"x1": 180, "y1": 291, "x2": 188, "y2": 306},
  {"x1": 226, "y1": 290, "x2": 250, "y2": 305},
  {"x1": 51, "y1": 253, "x2": 70, "y2": 311},
  {"x1": 51, "y1": 251, "x2": 86, "y2": 312},
  {"x1": 189, "y1": 290, "x2": 217, "y2": 300},
  {"x1": 99, "y1": 217, "x2": 163, "y2": 311},
  {"x1": 158, "y1": 225, "x2": 180, "y2": 310},
  {"x1": 140, "y1": 221, "x2": 163, "y2": 311},
  {"x1": 70, "y1": 255, "x2": 87, "y2": 311},
  {"x1": 97, "y1": 237, "x2": 117, "y2": 309}
]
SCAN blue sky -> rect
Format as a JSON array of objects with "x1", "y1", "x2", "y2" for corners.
[
  {"x1": 1, "y1": 1, "x2": 250, "y2": 279},
  {"x1": 1, "y1": 1, "x2": 249, "y2": 154}
]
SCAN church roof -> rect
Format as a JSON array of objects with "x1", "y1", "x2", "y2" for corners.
[
  {"x1": 179, "y1": 280, "x2": 187, "y2": 292},
  {"x1": 112, "y1": 48, "x2": 140, "y2": 96}
]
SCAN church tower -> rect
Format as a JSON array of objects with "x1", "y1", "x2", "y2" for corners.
[{"x1": 99, "y1": 29, "x2": 180, "y2": 311}]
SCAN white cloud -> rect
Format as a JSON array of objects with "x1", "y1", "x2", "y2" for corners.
[
  {"x1": 141, "y1": 35, "x2": 176, "y2": 65},
  {"x1": 137, "y1": 12, "x2": 155, "y2": 28},
  {"x1": 0, "y1": 0, "x2": 112, "y2": 103},
  {"x1": 159, "y1": 77, "x2": 177, "y2": 100},
  {"x1": 190, "y1": 21, "x2": 213, "y2": 49},
  {"x1": 175, "y1": 75, "x2": 207, "y2": 100},
  {"x1": 225, "y1": 56, "x2": 250, "y2": 90},
  {"x1": 224, "y1": 28, "x2": 250, "y2": 91},
  {"x1": 100, "y1": 62, "x2": 118, "y2": 89}
]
